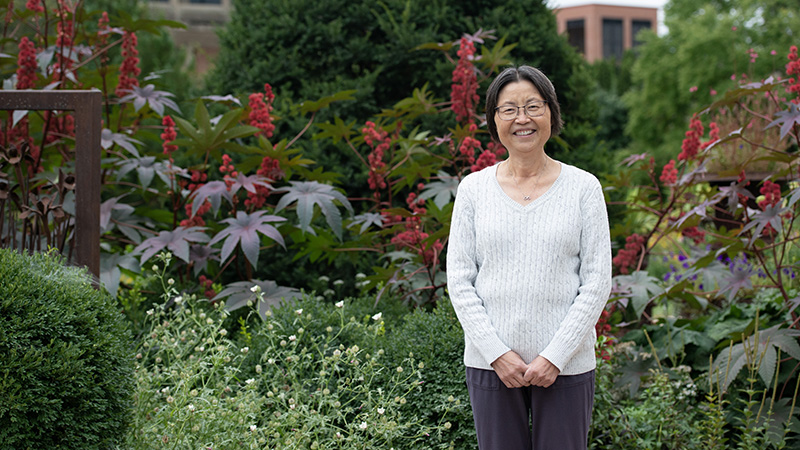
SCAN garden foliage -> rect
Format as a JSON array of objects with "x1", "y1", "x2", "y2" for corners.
[
  {"x1": 0, "y1": 248, "x2": 134, "y2": 450},
  {"x1": 3, "y1": 0, "x2": 800, "y2": 447}
]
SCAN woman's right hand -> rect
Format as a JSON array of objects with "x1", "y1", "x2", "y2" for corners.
[{"x1": 490, "y1": 351, "x2": 530, "y2": 388}]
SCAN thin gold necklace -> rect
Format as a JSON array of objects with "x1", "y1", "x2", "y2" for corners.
[{"x1": 507, "y1": 158, "x2": 548, "y2": 202}]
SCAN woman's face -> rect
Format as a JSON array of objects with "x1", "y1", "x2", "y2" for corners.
[{"x1": 495, "y1": 80, "x2": 551, "y2": 156}]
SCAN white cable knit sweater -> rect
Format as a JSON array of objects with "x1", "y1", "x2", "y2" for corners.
[{"x1": 446, "y1": 161, "x2": 612, "y2": 375}]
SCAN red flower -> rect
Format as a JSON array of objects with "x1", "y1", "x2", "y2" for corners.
[
  {"x1": 682, "y1": 226, "x2": 705, "y2": 245},
  {"x1": 116, "y1": 31, "x2": 140, "y2": 97},
  {"x1": 786, "y1": 46, "x2": 800, "y2": 104},
  {"x1": 451, "y1": 37, "x2": 480, "y2": 124},
  {"x1": 198, "y1": 275, "x2": 216, "y2": 299},
  {"x1": 161, "y1": 115, "x2": 178, "y2": 156},
  {"x1": 362, "y1": 121, "x2": 391, "y2": 198},
  {"x1": 52, "y1": 9, "x2": 75, "y2": 81},
  {"x1": 97, "y1": 12, "x2": 110, "y2": 64},
  {"x1": 612, "y1": 233, "x2": 645, "y2": 274},
  {"x1": 678, "y1": 115, "x2": 703, "y2": 161},
  {"x1": 391, "y1": 227, "x2": 443, "y2": 266},
  {"x1": 758, "y1": 180, "x2": 781, "y2": 210},
  {"x1": 471, "y1": 150, "x2": 497, "y2": 172},
  {"x1": 25, "y1": 0, "x2": 44, "y2": 12},
  {"x1": 220, "y1": 154, "x2": 238, "y2": 189},
  {"x1": 249, "y1": 84, "x2": 276, "y2": 138},
  {"x1": 16, "y1": 37, "x2": 38, "y2": 90},
  {"x1": 659, "y1": 159, "x2": 678, "y2": 185}
]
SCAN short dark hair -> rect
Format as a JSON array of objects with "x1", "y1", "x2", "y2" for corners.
[{"x1": 485, "y1": 65, "x2": 563, "y2": 143}]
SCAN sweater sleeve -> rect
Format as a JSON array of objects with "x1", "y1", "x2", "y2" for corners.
[
  {"x1": 538, "y1": 181, "x2": 612, "y2": 371},
  {"x1": 446, "y1": 178, "x2": 511, "y2": 365}
]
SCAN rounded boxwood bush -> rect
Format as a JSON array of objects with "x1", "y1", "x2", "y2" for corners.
[{"x1": 0, "y1": 249, "x2": 134, "y2": 450}]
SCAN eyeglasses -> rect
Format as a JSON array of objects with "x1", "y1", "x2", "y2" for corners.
[{"x1": 495, "y1": 101, "x2": 548, "y2": 121}]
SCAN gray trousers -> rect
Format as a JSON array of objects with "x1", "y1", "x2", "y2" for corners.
[{"x1": 465, "y1": 367, "x2": 594, "y2": 450}]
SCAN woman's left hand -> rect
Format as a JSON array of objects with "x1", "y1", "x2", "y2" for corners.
[{"x1": 523, "y1": 356, "x2": 560, "y2": 388}]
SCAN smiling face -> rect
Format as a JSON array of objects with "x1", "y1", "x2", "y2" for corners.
[{"x1": 495, "y1": 80, "x2": 552, "y2": 156}]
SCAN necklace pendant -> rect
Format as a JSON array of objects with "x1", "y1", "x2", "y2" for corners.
[{"x1": 523, "y1": 195, "x2": 531, "y2": 201}]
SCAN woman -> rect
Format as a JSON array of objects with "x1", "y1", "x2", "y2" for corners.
[{"x1": 446, "y1": 65, "x2": 612, "y2": 450}]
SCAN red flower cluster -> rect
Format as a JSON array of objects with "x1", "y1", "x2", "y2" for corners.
[
  {"x1": 180, "y1": 200, "x2": 211, "y2": 227},
  {"x1": 758, "y1": 180, "x2": 781, "y2": 209},
  {"x1": 161, "y1": 116, "x2": 178, "y2": 157},
  {"x1": 42, "y1": 112, "x2": 75, "y2": 145},
  {"x1": 612, "y1": 233, "x2": 645, "y2": 274},
  {"x1": 737, "y1": 170, "x2": 751, "y2": 205},
  {"x1": 249, "y1": 84, "x2": 276, "y2": 138},
  {"x1": 451, "y1": 37, "x2": 479, "y2": 124},
  {"x1": 219, "y1": 154, "x2": 238, "y2": 189},
  {"x1": 701, "y1": 122, "x2": 720, "y2": 150},
  {"x1": 406, "y1": 192, "x2": 426, "y2": 215},
  {"x1": 787, "y1": 46, "x2": 800, "y2": 104},
  {"x1": 184, "y1": 170, "x2": 207, "y2": 193},
  {"x1": 198, "y1": 275, "x2": 216, "y2": 299},
  {"x1": 116, "y1": 31, "x2": 140, "y2": 97},
  {"x1": 471, "y1": 150, "x2": 497, "y2": 172},
  {"x1": 459, "y1": 135, "x2": 481, "y2": 165},
  {"x1": 595, "y1": 306, "x2": 615, "y2": 361},
  {"x1": 659, "y1": 159, "x2": 678, "y2": 185},
  {"x1": 96, "y1": 12, "x2": 110, "y2": 64},
  {"x1": 391, "y1": 226, "x2": 443, "y2": 265},
  {"x1": 362, "y1": 121, "x2": 390, "y2": 196},
  {"x1": 678, "y1": 116, "x2": 703, "y2": 161},
  {"x1": 16, "y1": 37, "x2": 37, "y2": 90},
  {"x1": 682, "y1": 226, "x2": 705, "y2": 245},
  {"x1": 245, "y1": 156, "x2": 283, "y2": 209},
  {"x1": 26, "y1": 0, "x2": 44, "y2": 13},
  {"x1": 52, "y1": 8, "x2": 75, "y2": 81}
]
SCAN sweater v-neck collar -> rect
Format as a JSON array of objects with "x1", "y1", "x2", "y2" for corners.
[{"x1": 491, "y1": 161, "x2": 565, "y2": 210}]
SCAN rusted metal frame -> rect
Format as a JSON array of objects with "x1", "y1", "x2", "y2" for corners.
[{"x1": 0, "y1": 90, "x2": 102, "y2": 278}]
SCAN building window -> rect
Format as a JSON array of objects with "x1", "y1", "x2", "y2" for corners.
[
  {"x1": 632, "y1": 20, "x2": 652, "y2": 47},
  {"x1": 566, "y1": 19, "x2": 585, "y2": 54},
  {"x1": 602, "y1": 18, "x2": 623, "y2": 60}
]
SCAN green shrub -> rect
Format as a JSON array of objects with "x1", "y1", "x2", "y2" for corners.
[
  {"x1": 379, "y1": 299, "x2": 476, "y2": 450},
  {"x1": 0, "y1": 249, "x2": 134, "y2": 450}
]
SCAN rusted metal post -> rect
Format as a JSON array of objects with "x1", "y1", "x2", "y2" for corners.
[{"x1": 0, "y1": 90, "x2": 102, "y2": 278}]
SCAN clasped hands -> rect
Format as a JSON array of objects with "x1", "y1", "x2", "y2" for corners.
[{"x1": 490, "y1": 351, "x2": 560, "y2": 389}]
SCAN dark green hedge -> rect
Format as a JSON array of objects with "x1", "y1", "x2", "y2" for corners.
[{"x1": 0, "y1": 249, "x2": 134, "y2": 450}]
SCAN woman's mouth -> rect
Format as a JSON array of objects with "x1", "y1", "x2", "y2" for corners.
[{"x1": 514, "y1": 129, "x2": 535, "y2": 136}]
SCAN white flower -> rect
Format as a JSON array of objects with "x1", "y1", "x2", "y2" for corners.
[
  {"x1": 174, "y1": 296, "x2": 183, "y2": 304},
  {"x1": 359, "y1": 422, "x2": 367, "y2": 430},
  {"x1": 250, "y1": 285, "x2": 261, "y2": 293},
  {"x1": 166, "y1": 396, "x2": 174, "y2": 403},
  {"x1": 335, "y1": 301, "x2": 344, "y2": 308},
  {"x1": 372, "y1": 312, "x2": 382, "y2": 321},
  {"x1": 323, "y1": 289, "x2": 335, "y2": 296},
  {"x1": 295, "y1": 308, "x2": 303, "y2": 315},
  {"x1": 241, "y1": 347, "x2": 249, "y2": 354},
  {"x1": 318, "y1": 275, "x2": 330, "y2": 282},
  {"x1": 219, "y1": 329, "x2": 228, "y2": 336},
  {"x1": 289, "y1": 335, "x2": 296, "y2": 341},
  {"x1": 167, "y1": 278, "x2": 175, "y2": 285},
  {"x1": 255, "y1": 364, "x2": 262, "y2": 374},
  {"x1": 152, "y1": 265, "x2": 159, "y2": 272},
  {"x1": 187, "y1": 404, "x2": 195, "y2": 411},
  {"x1": 333, "y1": 279, "x2": 344, "y2": 286},
  {"x1": 356, "y1": 273, "x2": 366, "y2": 279},
  {"x1": 206, "y1": 318, "x2": 214, "y2": 324},
  {"x1": 146, "y1": 309, "x2": 154, "y2": 316},
  {"x1": 250, "y1": 424, "x2": 257, "y2": 432},
  {"x1": 377, "y1": 408, "x2": 385, "y2": 415},
  {"x1": 396, "y1": 366, "x2": 403, "y2": 373},
  {"x1": 267, "y1": 358, "x2": 275, "y2": 364},
  {"x1": 245, "y1": 378, "x2": 255, "y2": 384}
]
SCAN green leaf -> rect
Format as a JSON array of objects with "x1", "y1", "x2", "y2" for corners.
[
  {"x1": 274, "y1": 181, "x2": 353, "y2": 240},
  {"x1": 297, "y1": 90, "x2": 357, "y2": 114},
  {"x1": 614, "y1": 271, "x2": 665, "y2": 319}
]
